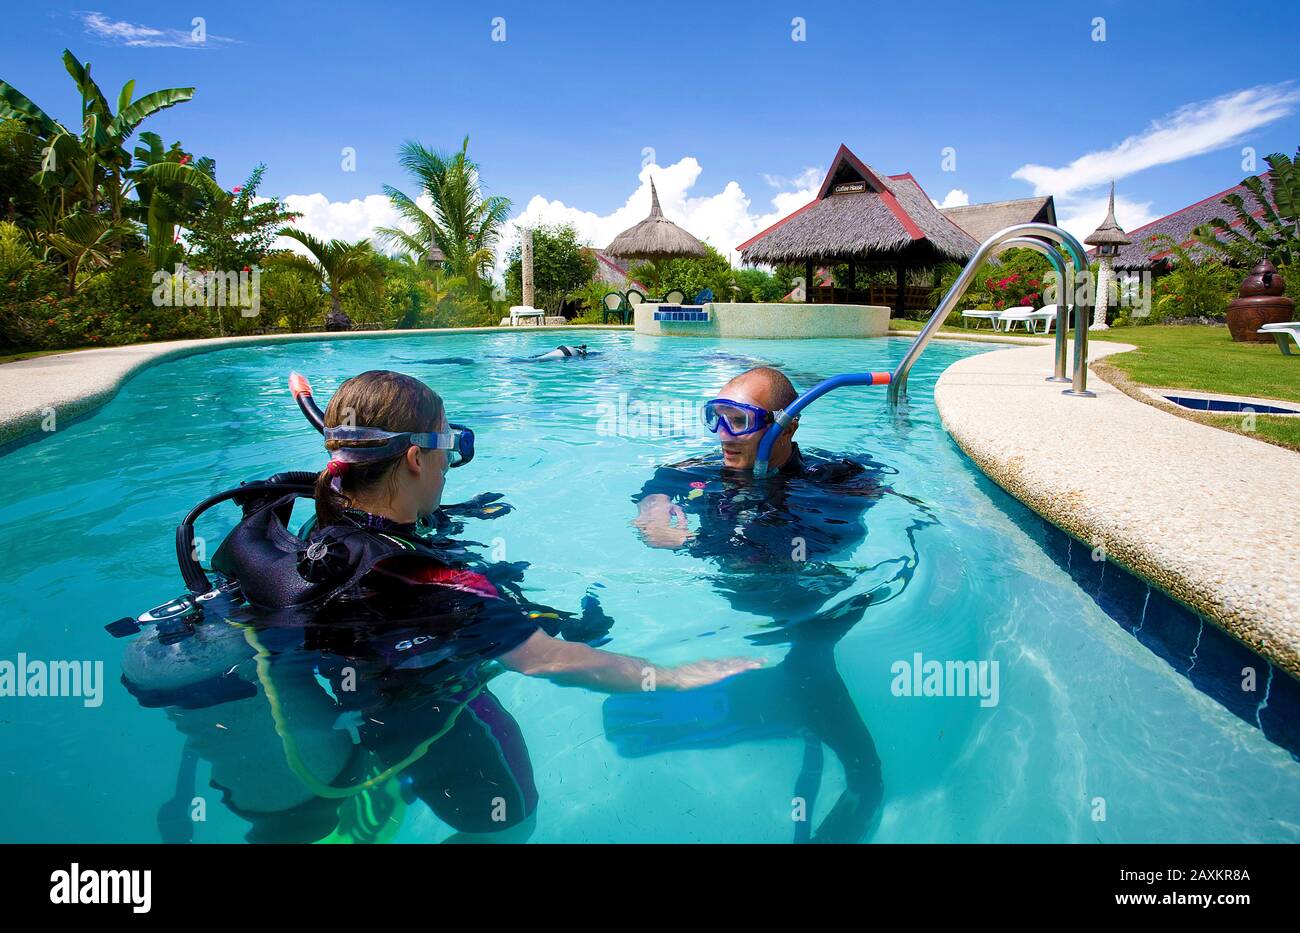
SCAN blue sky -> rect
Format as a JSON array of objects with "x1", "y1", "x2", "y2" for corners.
[{"x1": 6, "y1": 1, "x2": 1300, "y2": 267}]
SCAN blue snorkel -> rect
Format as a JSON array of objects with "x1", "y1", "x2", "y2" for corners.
[{"x1": 753, "y1": 371, "x2": 892, "y2": 475}]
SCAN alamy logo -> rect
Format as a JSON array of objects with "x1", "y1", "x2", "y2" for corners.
[
  {"x1": 49, "y1": 864, "x2": 151, "y2": 913},
  {"x1": 152, "y1": 265, "x2": 261, "y2": 317},
  {"x1": 890, "y1": 652, "x2": 999, "y2": 707},
  {"x1": 0, "y1": 654, "x2": 103, "y2": 707}
]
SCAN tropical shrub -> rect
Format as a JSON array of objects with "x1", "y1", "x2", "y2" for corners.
[
  {"x1": 1144, "y1": 234, "x2": 1238, "y2": 322},
  {"x1": 629, "y1": 245, "x2": 736, "y2": 302},
  {"x1": 503, "y1": 224, "x2": 596, "y2": 314},
  {"x1": 261, "y1": 265, "x2": 325, "y2": 332}
]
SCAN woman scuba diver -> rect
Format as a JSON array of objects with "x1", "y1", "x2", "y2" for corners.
[{"x1": 115, "y1": 369, "x2": 757, "y2": 842}]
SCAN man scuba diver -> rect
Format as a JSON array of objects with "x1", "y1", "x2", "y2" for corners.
[
  {"x1": 526, "y1": 344, "x2": 595, "y2": 362},
  {"x1": 610, "y1": 366, "x2": 916, "y2": 843},
  {"x1": 113, "y1": 369, "x2": 757, "y2": 843}
]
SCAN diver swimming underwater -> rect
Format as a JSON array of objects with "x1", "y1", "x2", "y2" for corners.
[{"x1": 109, "y1": 368, "x2": 756, "y2": 843}]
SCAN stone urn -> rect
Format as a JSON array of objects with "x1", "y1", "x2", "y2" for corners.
[
  {"x1": 324, "y1": 307, "x2": 354, "y2": 331},
  {"x1": 1226, "y1": 259, "x2": 1294, "y2": 342}
]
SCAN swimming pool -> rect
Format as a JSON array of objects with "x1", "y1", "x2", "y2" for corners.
[{"x1": 0, "y1": 329, "x2": 1296, "y2": 843}]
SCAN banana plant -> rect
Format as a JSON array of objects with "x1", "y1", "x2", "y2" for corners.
[
  {"x1": 0, "y1": 50, "x2": 195, "y2": 221},
  {"x1": 271, "y1": 229, "x2": 384, "y2": 328},
  {"x1": 126, "y1": 132, "x2": 224, "y2": 269},
  {"x1": 39, "y1": 212, "x2": 136, "y2": 295},
  {"x1": 1194, "y1": 150, "x2": 1300, "y2": 269}
]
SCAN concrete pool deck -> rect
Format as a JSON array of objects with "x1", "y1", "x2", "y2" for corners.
[{"x1": 935, "y1": 340, "x2": 1300, "y2": 676}]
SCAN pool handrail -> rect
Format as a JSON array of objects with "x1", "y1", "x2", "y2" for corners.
[
  {"x1": 750, "y1": 224, "x2": 1094, "y2": 475},
  {"x1": 989, "y1": 236, "x2": 1072, "y2": 383},
  {"x1": 887, "y1": 222, "x2": 1095, "y2": 405}
]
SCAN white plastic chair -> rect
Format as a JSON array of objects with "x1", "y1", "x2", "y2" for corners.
[
  {"x1": 960, "y1": 310, "x2": 1001, "y2": 330},
  {"x1": 508, "y1": 305, "x2": 544, "y2": 326},
  {"x1": 1028, "y1": 304, "x2": 1061, "y2": 334},
  {"x1": 996, "y1": 306, "x2": 1036, "y2": 332}
]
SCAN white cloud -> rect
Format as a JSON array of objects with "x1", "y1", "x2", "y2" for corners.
[
  {"x1": 277, "y1": 157, "x2": 823, "y2": 279},
  {"x1": 1012, "y1": 83, "x2": 1298, "y2": 197},
  {"x1": 499, "y1": 157, "x2": 820, "y2": 277},
  {"x1": 932, "y1": 188, "x2": 970, "y2": 208},
  {"x1": 277, "y1": 193, "x2": 402, "y2": 248},
  {"x1": 1055, "y1": 192, "x2": 1159, "y2": 245},
  {"x1": 77, "y1": 11, "x2": 239, "y2": 49}
]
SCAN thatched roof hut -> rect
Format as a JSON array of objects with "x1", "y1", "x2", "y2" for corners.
[
  {"x1": 737, "y1": 145, "x2": 977, "y2": 307},
  {"x1": 606, "y1": 178, "x2": 710, "y2": 260},
  {"x1": 942, "y1": 196, "x2": 1056, "y2": 243},
  {"x1": 1086, "y1": 172, "x2": 1274, "y2": 271},
  {"x1": 738, "y1": 145, "x2": 977, "y2": 267}
]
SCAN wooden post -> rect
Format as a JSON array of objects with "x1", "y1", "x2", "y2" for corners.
[
  {"x1": 895, "y1": 263, "x2": 906, "y2": 314},
  {"x1": 846, "y1": 260, "x2": 856, "y2": 291},
  {"x1": 805, "y1": 259, "x2": 814, "y2": 303}
]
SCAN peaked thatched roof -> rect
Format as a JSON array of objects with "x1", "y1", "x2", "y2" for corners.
[
  {"x1": 605, "y1": 177, "x2": 711, "y2": 260},
  {"x1": 737, "y1": 145, "x2": 978, "y2": 266},
  {"x1": 941, "y1": 196, "x2": 1056, "y2": 243},
  {"x1": 1085, "y1": 183, "x2": 1131, "y2": 247},
  {"x1": 1088, "y1": 173, "x2": 1274, "y2": 270}
]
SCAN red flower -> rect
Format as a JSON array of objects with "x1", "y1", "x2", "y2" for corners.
[
  {"x1": 242, "y1": 265, "x2": 251, "y2": 272},
  {"x1": 178, "y1": 154, "x2": 191, "y2": 165},
  {"x1": 232, "y1": 186, "x2": 243, "y2": 193},
  {"x1": 690, "y1": 481, "x2": 706, "y2": 489}
]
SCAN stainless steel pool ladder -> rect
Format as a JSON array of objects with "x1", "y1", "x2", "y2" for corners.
[{"x1": 887, "y1": 222, "x2": 1096, "y2": 407}]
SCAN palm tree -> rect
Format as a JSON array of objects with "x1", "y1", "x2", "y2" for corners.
[
  {"x1": 1194, "y1": 150, "x2": 1300, "y2": 268},
  {"x1": 39, "y1": 212, "x2": 135, "y2": 295},
  {"x1": 0, "y1": 51, "x2": 199, "y2": 224},
  {"x1": 379, "y1": 137, "x2": 510, "y2": 296},
  {"x1": 272, "y1": 229, "x2": 383, "y2": 329}
]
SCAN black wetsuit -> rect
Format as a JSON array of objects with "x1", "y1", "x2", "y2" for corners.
[
  {"x1": 287, "y1": 511, "x2": 543, "y2": 836},
  {"x1": 617, "y1": 443, "x2": 905, "y2": 843},
  {"x1": 125, "y1": 497, "x2": 563, "y2": 841}
]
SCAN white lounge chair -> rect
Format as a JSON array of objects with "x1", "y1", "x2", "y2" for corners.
[
  {"x1": 1028, "y1": 304, "x2": 1062, "y2": 334},
  {"x1": 1259, "y1": 321, "x2": 1300, "y2": 356},
  {"x1": 961, "y1": 310, "x2": 1001, "y2": 330},
  {"x1": 508, "y1": 305, "x2": 545, "y2": 326},
  {"x1": 996, "y1": 306, "x2": 1037, "y2": 332}
]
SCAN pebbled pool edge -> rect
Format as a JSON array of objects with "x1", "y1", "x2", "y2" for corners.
[
  {"x1": 934, "y1": 341, "x2": 1300, "y2": 678},
  {"x1": 0, "y1": 325, "x2": 628, "y2": 449}
]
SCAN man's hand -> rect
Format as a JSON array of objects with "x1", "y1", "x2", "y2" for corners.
[
  {"x1": 660, "y1": 656, "x2": 764, "y2": 690},
  {"x1": 632, "y1": 494, "x2": 695, "y2": 549}
]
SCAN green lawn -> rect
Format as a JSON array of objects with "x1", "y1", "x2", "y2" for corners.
[
  {"x1": 892, "y1": 319, "x2": 1300, "y2": 451},
  {"x1": 0, "y1": 347, "x2": 93, "y2": 366},
  {"x1": 1089, "y1": 326, "x2": 1300, "y2": 451},
  {"x1": 888, "y1": 318, "x2": 1006, "y2": 335},
  {"x1": 1092, "y1": 325, "x2": 1299, "y2": 403}
]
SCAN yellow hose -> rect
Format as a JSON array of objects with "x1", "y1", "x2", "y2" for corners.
[{"x1": 236, "y1": 621, "x2": 484, "y2": 799}]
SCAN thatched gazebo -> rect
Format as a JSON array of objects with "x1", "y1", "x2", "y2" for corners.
[
  {"x1": 606, "y1": 177, "x2": 710, "y2": 266},
  {"x1": 737, "y1": 145, "x2": 978, "y2": 309}
]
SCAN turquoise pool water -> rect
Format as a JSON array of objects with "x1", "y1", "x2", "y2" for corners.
[{"x1": 0, "y1": 329, "x2": 1296, "y2": 843}]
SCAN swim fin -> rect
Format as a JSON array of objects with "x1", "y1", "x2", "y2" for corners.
[{"x1": 602, "y1": 667, "x2": 800, "y2": 758}]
